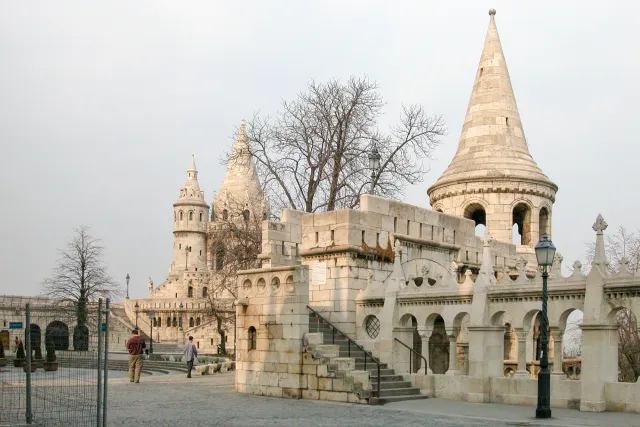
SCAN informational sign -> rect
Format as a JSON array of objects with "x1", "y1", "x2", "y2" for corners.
[
  {"x1": 9, "y1": 322, "x2": 23, "y2": 329},
  {"x1": 311, "y1": 262, "x2": 327, "y2": 286},
  {"x1": 100, "y1": 323, "x2": 106, "y2": 332}
]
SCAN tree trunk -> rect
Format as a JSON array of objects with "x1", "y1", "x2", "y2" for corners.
[{"x1": 216, "y1": 317, "x2": 226, "y2": 355}]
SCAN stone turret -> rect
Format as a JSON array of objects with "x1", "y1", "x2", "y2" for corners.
[
  {"x1": 428, "y1": 9, "x2": 557, "y2": 256},
  {"x1": 171, "y1": 155, "x2": 210, "y2": 274},
  {"x1": 212, "y1": 120, "x2": 268, "y2": 223}
]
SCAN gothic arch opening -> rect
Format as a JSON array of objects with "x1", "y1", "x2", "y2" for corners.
[
  {"x1": 215, "y1": 247, "x2": 225, "y2": 271},
  {"x1": 539, "y1": 207, "x2": 550, "y2": 238},
  {"x1": 464, "y1": 203, "x2": 486, "y2": 237},
  {"x1": 45, "y1": 321, "x2": 69, "y2": 351},
  {"x1": 512, "y1": 203, "x2": 532, "y2": 245}
]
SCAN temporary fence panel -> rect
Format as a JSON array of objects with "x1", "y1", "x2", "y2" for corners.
[{"x1": 0, "y1": 298, "x2": 110, "y2": 426}]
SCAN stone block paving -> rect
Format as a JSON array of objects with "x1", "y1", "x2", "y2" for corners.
[{"x1": 107, "y1": 373, "x2": 640, "y2": 427}]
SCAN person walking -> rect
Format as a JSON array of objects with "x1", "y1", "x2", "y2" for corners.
[
  {"x1": 126, "y1": 329, "x2": 146, "y2": 383},
  {"x1": 183, "y1": 336, "x2": 197, "y2": 378}
]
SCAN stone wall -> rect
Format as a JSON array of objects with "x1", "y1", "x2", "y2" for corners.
[{"x1": 235, "y1": 264, "x2": 370, "y2": 403}]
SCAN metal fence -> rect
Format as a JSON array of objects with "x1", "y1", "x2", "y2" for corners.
[{"x1": 0, "y1": 298, "x2": 110, "y2": 426}]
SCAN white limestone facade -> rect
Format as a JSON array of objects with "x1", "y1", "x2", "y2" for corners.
[{"x1": 121, "y1": 122, "x2": 267, "y2": 354}]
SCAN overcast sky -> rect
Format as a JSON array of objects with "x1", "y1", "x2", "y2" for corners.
[{"x1": 1, "y1": 1, "x2": 638, "y2": 299}]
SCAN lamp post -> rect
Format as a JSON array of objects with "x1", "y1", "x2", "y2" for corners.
[
  {"x1": 368, "y1": 142, "x2": 381, "y2": 195},
  {"x1": 125, "y1": 273, "x2": 130, "y2": 299},
  {"x1": 185, "y1": 246, "x2": 192, "y2": 270},
  {"x1": 134, "y1": 302, "x2": 139, "y2": 328},
  {"x1": 178, "y1": 302, "x2": 184, "y2": 329},
  {"x1": 147, "y1": 311, "x2": 155, "y2": 354},
  {"x1": 534, "y1": 233, "x2": 556, "y2": 419}
]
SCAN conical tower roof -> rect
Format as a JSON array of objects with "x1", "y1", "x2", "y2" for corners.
[
  {"x1": 213, "y1": 120, "x2": 267, "y2": 217},
  {"x1": 175, "y1": 155, "x2": 208, "y2": 207},
  {"x1": 428, "y1": 9, "x2": 557, "y2": 196}
]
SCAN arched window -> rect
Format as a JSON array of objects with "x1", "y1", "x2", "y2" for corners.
[
  {"x1": 172, "y1": 317, "x2": 177, "y2": 327},
  {"x1": 215, "y1": 247, "x2": 225, "y2": 271},
  {"x1": 189, "y1": 211, "x2": 193, "y2": 221},
  {"x1": 196, "y1": 318, "x2": 201, "y2": 326},
  {"x1": 153, "y1": 318, "x2": 157, "y2": 327},
  {"x1": 539, "y1": 207, "x2": 550, "y2": 238},
  {"x1": 263, "y1": 212, "x2": 267, "y2": 220},
  {"x1": 464, "y1": 203, "x2": 486, "y2": 237},
  {"x1": 174, "y1": 212, "x2": 176, "y2": 222},
  {"x1": 179, "y1": 211, "x2": 183, "y2": 220},
  {"x1": 512, "y1": 203, "x2": 532, "y2": 245},
  {"x1": 158, "y1": 317, "x2": 161, "y2": 327},
  {"x1": 199, "y1": 212, "x2": 203, "y2": 221},
  {"x1": 202, "y1": 287, "x2": 208, "y2": 298},
  {"x1": 167, "y1": 317, "x2": 171, "y2": 327},
  {"x1": 188, "y1": 286, "x2": 193, "y2": 298},
  {"x1": 189, "y1": 317, "x2": 194, "y2": 328},
  {"x1": 243, "y1": 209, "x2": 250, "y2": 221},
  {"x1": 222, "y1": 209, "x2": 228, "y2": 221},
  {"x1": 248, "y1": 326, "x2": 257, "y2": 350}
]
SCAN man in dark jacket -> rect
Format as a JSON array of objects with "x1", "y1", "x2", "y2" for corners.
[{"x1": 126, "y1": 329, "x2": 146, "y2": 383}]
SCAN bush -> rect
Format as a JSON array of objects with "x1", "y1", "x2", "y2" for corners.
[
  {"x1": 16, "y1": 342, "x2": 25, "y2": 359},
  {"x1": 46, "y1": 343, "x2": 57, "y2": 363},
  {"x1": 34, "y1": 346, "x2": 43, "y2": 360}
]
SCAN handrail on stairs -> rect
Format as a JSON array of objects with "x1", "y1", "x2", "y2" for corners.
[
  {"x1": 306, "y1": 306, "x2": 380, "y2": 399},
  {"x1": 394, "y1": 337, "x2": 428, "y2": 375}
]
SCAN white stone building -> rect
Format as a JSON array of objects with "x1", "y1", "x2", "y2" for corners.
[
  {"x1": 234, "y1": 10, "x2": 640, "y2": 413},
  {"x1": 121, "y1": 121, "x2": 267, "y2": 354}
]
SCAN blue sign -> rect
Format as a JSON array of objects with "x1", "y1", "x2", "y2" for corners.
[
  {"x1": 9, "y1": 322, "x2": 23, "y2": 329},
  {"x1": 100, "y1": 323, "x2": 106, "y2": 332}
]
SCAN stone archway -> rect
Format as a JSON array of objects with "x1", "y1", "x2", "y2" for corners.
[
  {"x1": 0, "y1": 330, "x2": 9, "y2": 351},
  {"x1": 429, "y1": 316, "x2": 449, "y2": 374},
  {"x1": 45, "y1": 321, "x2": 70, "y2": 351}
]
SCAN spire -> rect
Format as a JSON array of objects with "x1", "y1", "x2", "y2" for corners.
[
  {"x1": 215, "y1": 119, "x2": 266, "y2": 214},
  {"x1": 429, "y1": 9, "x2": 556, "y2": 194},
  {"x1": 176, "y1": 155, "x2": 206, "y2": 204}
]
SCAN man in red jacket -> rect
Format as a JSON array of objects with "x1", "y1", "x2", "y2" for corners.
[{"x1": 126, "y1": 329, "x2": 146, "y2": 383}]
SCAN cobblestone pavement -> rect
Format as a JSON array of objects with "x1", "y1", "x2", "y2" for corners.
[{"x1": 107, "y1": 373, "x2": 640, "y2": 427}]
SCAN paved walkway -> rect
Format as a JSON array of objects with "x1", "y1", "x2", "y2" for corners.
[{"x1": 107, "y1": 373, "x2": 640, "y2": 427}]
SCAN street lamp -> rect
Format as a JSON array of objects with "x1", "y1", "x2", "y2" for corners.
[
  {"x1": 534, "y1": 233, "x2": 556, "y2": 419},
  {"x1": 178, "y1": 302, "x2": 184, "y2": 329},
  {"x1": 134, "y1": 302, "x2": 139, "y2": 328},
  {"x1": 126, "y1": 273, "x2": 130, "y2": 299},
  {"x1": 368, "y1": 142, "x2": 381, "y2": 195},
  {"x1": 147, "y1": 311, "x2": 155, "y2": 354}
]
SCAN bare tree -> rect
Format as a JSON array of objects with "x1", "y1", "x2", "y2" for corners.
[
  {"x1": 237, "y1": 76, "x2": 446, "y2": 213},
  {"x1": 585, "y1": 227, "x2": 640, "y2": 381},
  {"x1": 206, "y1": 197, "x2": 263, "y2": 355},
  {"x1": 563, "y1": 315, "x2": 582, "y2": 357},
  {"x1": 42, "y1": 226, "x2": 120, "y2": 350},
  {"x1": 585, "y1": 226, "x2": 640, "y2": 273}
]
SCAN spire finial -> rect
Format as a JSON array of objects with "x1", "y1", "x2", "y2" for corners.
[{"x1": 489, "y1": 8, "x2": 496, "y2": 16}]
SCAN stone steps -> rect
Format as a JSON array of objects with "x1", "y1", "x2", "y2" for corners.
[{"x1": 308, "y1": 311, "x2": 428, "y2": 405}]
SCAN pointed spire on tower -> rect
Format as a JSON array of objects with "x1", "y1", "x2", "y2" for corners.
[
  {"x1": 177, "y1": 155, "x2": 205, "y2": 203},
  {"x1": 429, "y1": 9, "x2": 556, "y2": 195}
]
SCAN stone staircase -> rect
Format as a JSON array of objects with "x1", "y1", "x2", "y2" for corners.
[
  {"x1": 56, "y1": 356, "x2": 189, "y2": 374},
  {"x1": 308, "y1": 311, "x2": 427, "y2": 404},
  {"x1": 152, "y1": 342, "x2": 183, "y2": 353}
]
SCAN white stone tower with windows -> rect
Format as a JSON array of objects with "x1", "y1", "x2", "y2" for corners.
[
  {"x1": 171, "y1": 155, "x2": 210, "y2": 275},
  {"x1": 427, "y1": 9, "x2": 557, "y2": 266}
]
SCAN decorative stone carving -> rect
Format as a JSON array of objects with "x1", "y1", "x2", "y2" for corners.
[{"x1": 592, "y1": 214, "x2": 608, "y2": 234}]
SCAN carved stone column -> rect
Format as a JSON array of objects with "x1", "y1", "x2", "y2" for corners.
[
  {"x1": 550, "y1": 328, "x2": 564, "y2": 376},
  {"x1": 514, "y1": 328, "x2": 530, "y2": 378},
  {"x1": 446, "y1": 329, "x2": 460, "y2": 376},
  {"x1": 417, "y1": 327, "x2": 432, "y2": 374}
]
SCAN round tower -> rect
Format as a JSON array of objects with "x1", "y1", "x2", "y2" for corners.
[
  {"x1": 427, "y1": 10, "x2": 557, "y2": 254},
  {"x1": 171, "y1": 155, "x2": 210, "y2": 274}
]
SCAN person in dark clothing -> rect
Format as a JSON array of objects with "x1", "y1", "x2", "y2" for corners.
[{"x1": 126, "y1": 329, "x2": 146, "y2": 383}]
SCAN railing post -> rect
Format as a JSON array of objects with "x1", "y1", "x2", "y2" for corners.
[
  {"x1": 332, "y1": 327, "x2": 335, "y2": 344},
  {"x1": 410, "y1": 348, "x2": 412, "y2": 374},
  {"x1": 103, "y1": 298, "x2": 110, "y2": 427},
  {"x1": 364, "y1": 354, "x2": 367, "y2": 371},
  {"x1": 25, "y1": 303, "x2": 32, "y2": 425},
  {"x1": 377, "y1": 364, "x2": 381, "y2": 398},
  {"x1": 96, "y1": 298, "x2": 103, "y2": 427},
  {"x1": 348, "y1": 340, "x2": 350, "y2": 357}
]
